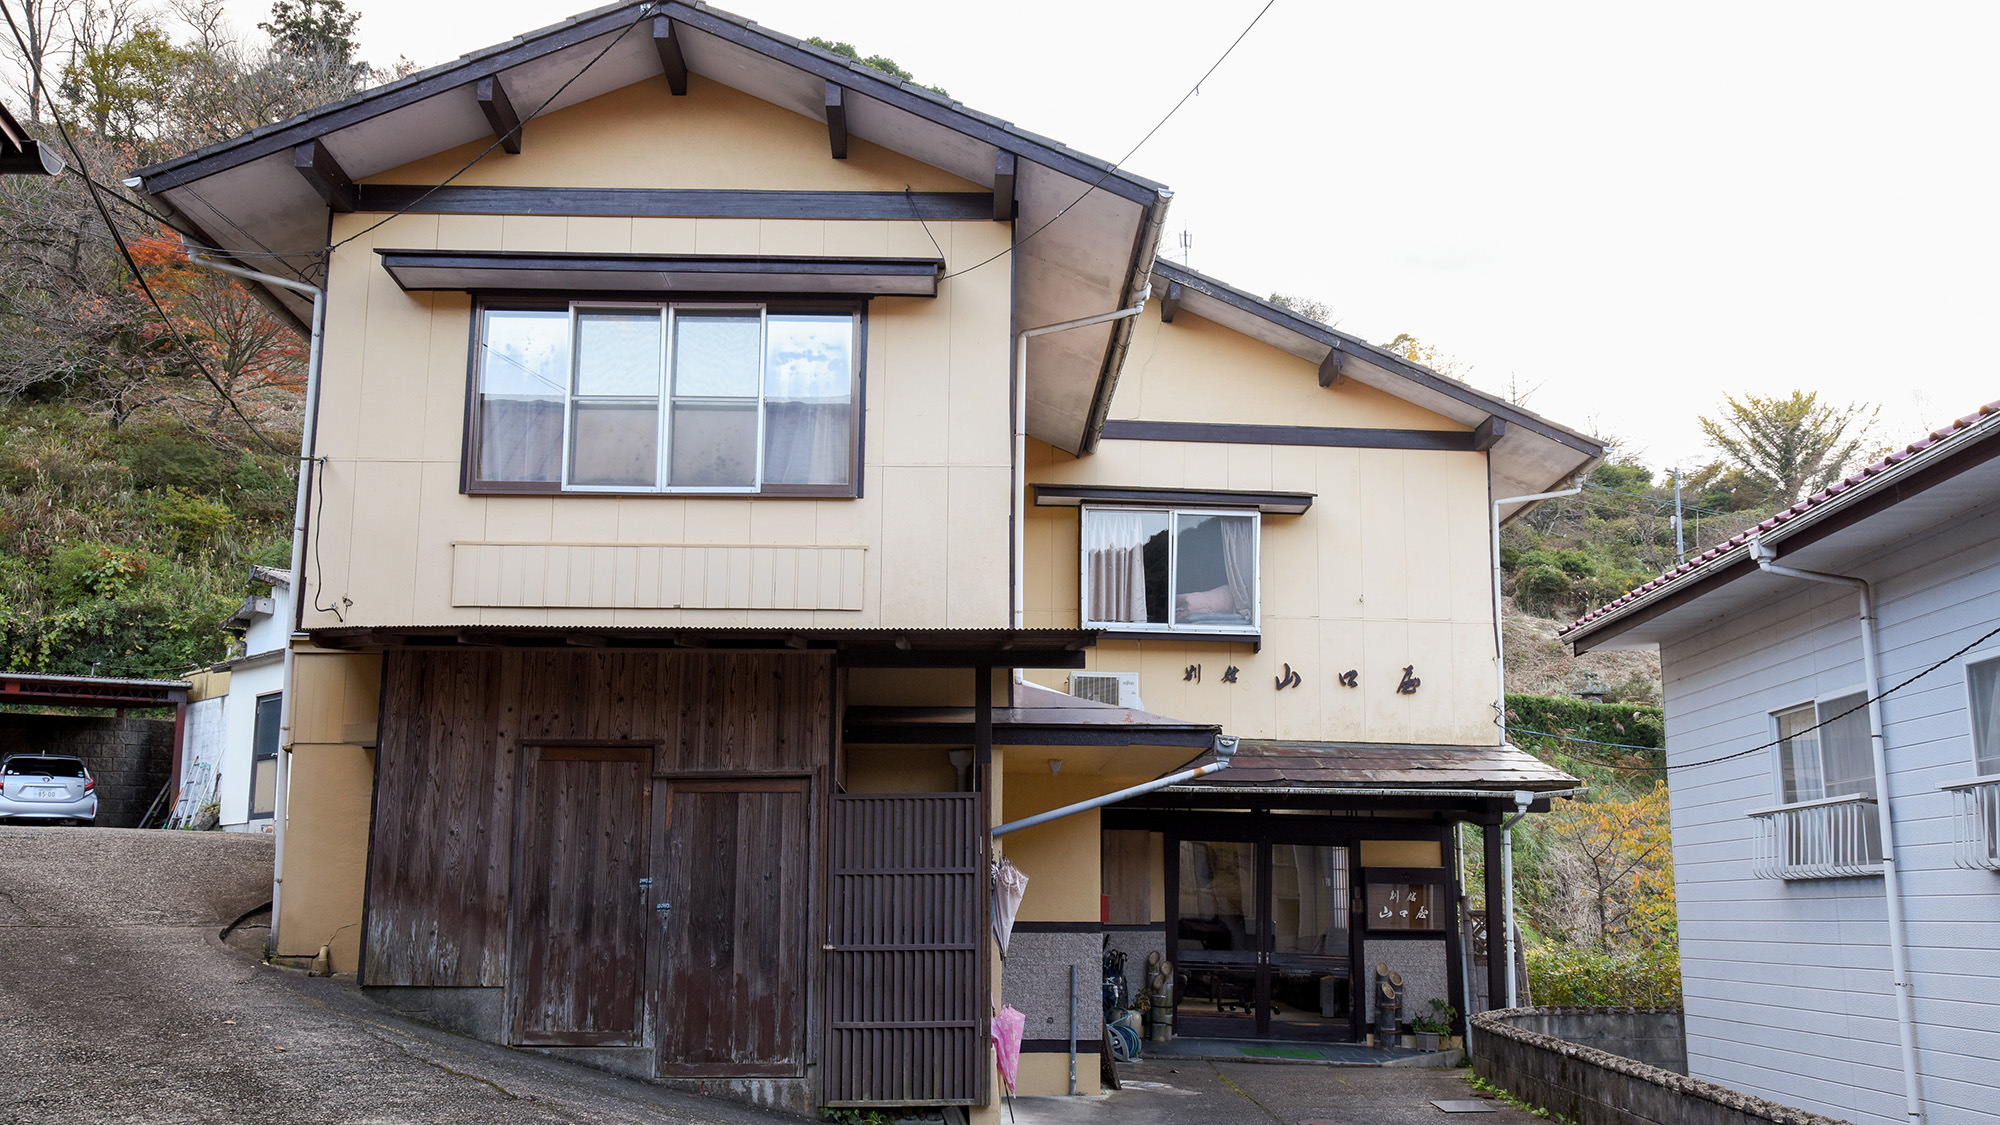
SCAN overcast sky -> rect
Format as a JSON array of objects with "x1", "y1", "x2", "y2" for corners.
[{"x1": 206, "y1": 0, "x2": 1998, "y2": 473}]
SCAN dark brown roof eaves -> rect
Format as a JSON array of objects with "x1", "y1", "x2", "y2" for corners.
[
  {"x1": 1149, "y1": 260, "x2": 1604, "y2": 459},
  {"x1": 1172, "y1": 739, "x2": 1579, "y2": 792},
  {"x1": 1562, "y1": 400, "x2": 2000, "y2": 643}
]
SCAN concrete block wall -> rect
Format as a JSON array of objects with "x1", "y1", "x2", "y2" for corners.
[
  {"x1": 0, "y1": 715, "x2": 174, "y2": 827},
  {"x1": 1473, "y1": 1007, "x2": 1853, "y2": 1125}
]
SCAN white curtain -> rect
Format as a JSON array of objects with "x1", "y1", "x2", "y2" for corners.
[
  {"x1": 1220, "y1": 516, "x2": 1255, "y2": 622},
  {"x1": 1086, "y1": 512, "x2": 1150, "y2": 623}
]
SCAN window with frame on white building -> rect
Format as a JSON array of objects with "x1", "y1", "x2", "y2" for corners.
[
  {"x1": 1944, "y1": 651, "x2": 2000, "y2": 870},
  {"x1": 1752, "y1": 691, "x2": 1882, "y2": 877},
  {"x1": 1080, "y1": 507, "x2": 1258, "y2": 635}
]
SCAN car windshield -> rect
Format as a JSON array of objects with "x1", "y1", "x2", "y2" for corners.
[{"x1": 3, "y1": 757, "x2": 87, "y2": 777}]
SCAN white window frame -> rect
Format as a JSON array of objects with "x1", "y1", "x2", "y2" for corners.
[
  {"x1": 1078, "y1": 505, "x2": 1261, "y2": 636},
  {"x1": 1960, "y1": 645, "x2": 2000, "y2": 779},
  {"x1": 1768, "y1": 684, "x2": 1873, "y2": 805},
  {"x1": 470, "y1": 299, "x2": 860, "y2": 497}
]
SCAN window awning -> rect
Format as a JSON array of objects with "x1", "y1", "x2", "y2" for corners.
[
  {"x1": 1031, "y1": 483, "x2": 1314, "y2": 515},
  {"x1": 375, "y1": 250, "x2": 945, "y2": 297}
]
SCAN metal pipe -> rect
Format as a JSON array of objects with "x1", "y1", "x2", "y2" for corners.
[
  {"x1": 992, "y1": 734, "x2": 1232, "y2": 837},
  {"x1": 183, "y1": 241, "x2": 327, "y2": 960},
  {"x1": 1010, "y1": 290, "x2": 1153, "y2": 685},
  {"x1": 1501, "y1": 792, "x2": 1531, "y2": 1007},
  {"x1": 1068, "y1": 965, "x2": 1078, "y2": 1095},
  {"x1": 1749, "y1": 536, "x2": 1923, "y2": 1125}
]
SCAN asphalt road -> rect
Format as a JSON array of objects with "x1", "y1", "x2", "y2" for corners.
[{"x1": 0, "y1": 826, "x2": 806, "y2": 1125}]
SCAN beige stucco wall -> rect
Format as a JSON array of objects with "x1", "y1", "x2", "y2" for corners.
[
  {"x1": 1025, "y1": 299, "x2": 1501, "y2": 746},
  {"x1": 309, "y1": 75, "x2": 1013, "y2": 634},
  {"x1": 274, "y1": 649, "x2": 380, "y2": 972}
]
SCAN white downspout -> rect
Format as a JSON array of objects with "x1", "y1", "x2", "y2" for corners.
[
  {"x1": 1500, "y1": 790, "x2": 1531, "y2": 1007},
  {"x1": 183, "y1": 242, "x2": 327, "y2": 960},
  {"x1": 1011, "y1": 289, "x2": 1153, "y2": 686},
  {"x1": 1750, "y1": 536, "x2": 1923, "y2": 1125},
  {"x1": 1490, "y1": 484, "x2": 1583, "y2": 1006}
]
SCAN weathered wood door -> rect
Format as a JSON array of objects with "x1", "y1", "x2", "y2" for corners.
[
  {"x1": 824, "y1": 793, "x2": 985, "y2": 1106},
  {"x1": 654, "y1": 778, "x2": 811, "y2": 1077},
  {"x1": 509, "y1": 745, "x2": 652, "y2": 1046}
]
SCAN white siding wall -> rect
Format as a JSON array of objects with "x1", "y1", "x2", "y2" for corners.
[
  {"x1": 1660, "y1": 502, "x2": 2000, "y2": 1125},
  {"x1": 218, "y1": 659, "x2": 283, "y2": 831}
]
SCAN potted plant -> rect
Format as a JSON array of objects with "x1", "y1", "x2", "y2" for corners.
[{"x1": 1411, "y1": 999, "x2": 1457, "y2": 1052}]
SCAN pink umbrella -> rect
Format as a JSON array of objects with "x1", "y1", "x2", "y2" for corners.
[{"x1": 992, "y1": 1005, "x2": 1026, "y2": 1094}]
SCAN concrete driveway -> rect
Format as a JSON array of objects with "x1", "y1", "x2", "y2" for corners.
[{"x1": 0, "y1": 826, "x2": 804, "y2": 1125}]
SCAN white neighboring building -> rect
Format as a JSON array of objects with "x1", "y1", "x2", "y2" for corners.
[
  {"x1": 172, "y1": 567, "x2": 289, "y2": 833},
  {"x1": 1561, "y1": 403, "x2": 2000, "y2": 1125}
]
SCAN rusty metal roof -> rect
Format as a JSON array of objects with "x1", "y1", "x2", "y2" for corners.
[{"x1": 1171, "y1": 739, "x2": 1580, "y2": 792}]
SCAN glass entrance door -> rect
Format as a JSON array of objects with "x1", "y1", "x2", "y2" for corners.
[{"x1": 1172, "y1": 837, "x2": 1353, "y2": 1040}]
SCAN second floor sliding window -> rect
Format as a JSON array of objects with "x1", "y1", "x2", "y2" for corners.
[
  {"x1": 1081, "y1": 506, "x2": 1259, "y2": 634},
  {"x1": 470, "y1": 302, "x2": 859, "y2": 495},
  {"x1": 1775, "y1": 692, "x2": 1873, "y2": 803}
]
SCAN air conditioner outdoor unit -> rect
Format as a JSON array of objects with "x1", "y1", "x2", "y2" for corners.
[{"x1": 1068, "y1": 672, "x2": 1142, "y2": 711}]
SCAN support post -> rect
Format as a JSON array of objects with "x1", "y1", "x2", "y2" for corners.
[
  {"x1": 825, "y1": 82, "x2": 848, "y2": 159},
  {"x1": 1482, "y1": 818, "x2": 1507, "y2": 1012}
]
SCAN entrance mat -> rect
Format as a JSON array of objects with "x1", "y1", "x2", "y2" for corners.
[{"x1": 1241, "y1": 1046, "x2": 1322, "y2": 1060}]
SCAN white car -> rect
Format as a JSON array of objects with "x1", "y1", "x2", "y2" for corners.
[{"x1": 0, "y1": 754, "x2": 97, "y2": 825}]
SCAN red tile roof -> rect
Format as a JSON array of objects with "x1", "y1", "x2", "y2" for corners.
[{"x1": 1561, "y1": 401, "x2": 2000, "y2": 638}]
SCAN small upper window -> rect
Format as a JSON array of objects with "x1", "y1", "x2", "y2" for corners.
[
  {"x1": 470, "y1": 302, "x2": 859, "y2": 495},
  {"x1": 1966, "y1": 653, "x2": 2000, "y2": 776},
  {"x1": 1775, "y1": 692, "x2": 1872, "y2": 803},
  {"x1": 1081, "y1": 506, "x2": 1258, "y2": 633}
]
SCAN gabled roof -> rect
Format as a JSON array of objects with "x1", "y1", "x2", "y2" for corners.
[
  {"x1": 1563, "y1": 401, "x2": 2000, "y2": 653},
  {"x1": 1147, "y1": 261, "x2": 1604, "y2": 515},
  {"x1": 132, "y1": 1, "x2": 1169, "y2": 455}
]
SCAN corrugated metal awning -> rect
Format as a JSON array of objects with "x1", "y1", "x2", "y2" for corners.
[{"x1": 1165, "y1": 738, "x2": 1580, "y2": 793}]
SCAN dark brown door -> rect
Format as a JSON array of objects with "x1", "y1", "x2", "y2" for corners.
[
  {"x1": 824, "y1": 793, "x2": 985, "y2": 1107},
  {"x1": 655, "y1": 778, "x2": 811, "y2": 1077},
  {"x1": 509, "y1": 745, "x2": 652, "y2": 1046}
]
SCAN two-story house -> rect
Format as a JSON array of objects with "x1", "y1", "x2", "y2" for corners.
[
  {"x1": 133, "y1": 3, "x2": 1601, "y2": 1116},
  {"x1": 1563, "y1": 404, "x2": 2000, "y2": 1125}
]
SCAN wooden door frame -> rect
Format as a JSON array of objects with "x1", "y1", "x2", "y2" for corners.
[
  {"x1": 506, "y1": 742, "x2": 656, "y2": 1047},
  {"x1": 651, "y1": 772, "x2": 817, "y2": 1079}
]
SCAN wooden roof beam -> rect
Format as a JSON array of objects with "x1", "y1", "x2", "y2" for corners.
[
  {"x1": 474, "y1": 76, "x2": 522, "y2": 154},
  {"x1": 293, "y1": 139, "x2": 357, "y2": 212},
  {"x1": 652, "y1": 16, "x2": 688, "y2": 95},
  {"x1": 1159, "y1": 279, "x2": 1182, "y2": 323},
  {"x1": 993, "y1": 150, "x2": 1016, "y2": 221},
  {"x1": 1318, "y1": 346, "x2": 1345, "y2": 387},
  {"x1": 825, "y1": 82, "x2": 848, "y2": 159},
  {"x1": 1473, "y1": 415, "x2": 1508, "y2": 451}
]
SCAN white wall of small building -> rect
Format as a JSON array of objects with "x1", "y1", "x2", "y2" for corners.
[
  {"x1": 1659, "y1": 502, "x2": 2000, "y2": 1125},
  {"x1": 216, "y1": 656, "x2": 283, "y2": 832}
]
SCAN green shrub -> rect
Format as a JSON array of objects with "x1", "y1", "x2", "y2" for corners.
[
  {"x1": 1515, "y1": 564, "x2": 1575, "y2": 616},
  {"x1": 118, "y1": 429, "x2": 227, "y2": 492},
  {"x1": 1526, "y1": 943, "x2": 1681, "y2": 1008}
]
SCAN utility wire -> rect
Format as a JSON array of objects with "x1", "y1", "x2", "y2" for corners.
[
  {"x1": 1508, "y1": 620, "x2": 2000, "y2": 774},
  {"x1": 1583, "y1": 480, "x2": 1760, "y2": 524},
  {"x1": 932, "y1": 0, "x2": 1280, "y2": 283},
  {"x1": 325, "y1": 2, "x2": 659, "y2": 254},
  {"x1": 0, "y1": 0, "x2": 282, "y2": 454}
]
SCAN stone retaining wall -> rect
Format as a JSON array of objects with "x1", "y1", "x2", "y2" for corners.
[
  {"x1": 0, "y1": 715, "x2": 174, "y2": 827},
  {"x1": 1472, "y1": 1007, "x2": 1854, "y2": 1125}
]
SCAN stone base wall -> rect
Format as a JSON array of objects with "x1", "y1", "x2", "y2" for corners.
[
  {"x1": 1472, "y1": 1007, "x2": 1853, "y2": 1125},
  {"x1": 0, "y1": 714, "x2": 174, "y2": 827}
]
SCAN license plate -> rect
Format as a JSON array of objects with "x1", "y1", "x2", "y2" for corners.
[{"x1": 24, "y1": 787, "x2": 63, "y2": 798}]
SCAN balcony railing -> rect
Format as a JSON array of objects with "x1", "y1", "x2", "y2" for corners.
[
  {"x1": 1747, "y1": 793, "x2": 1883, "y2": 879},
  {"x1": 1940, "y1": 776, "x2": 2000, "y2": 872}
]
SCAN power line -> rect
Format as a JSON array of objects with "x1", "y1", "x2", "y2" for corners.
[
  {"x1": 930, "y1": 0, "x2": 1280, "y2": 284},
  {"x1": 1509, "y1": 619, "x2": 2000, "y2": 774},
  {"x1": 1583, "y1": 480, "x2": 1759, "y2": 524},
  {"x1": 0, "y1": 0, "x2": 281, "y2": 454},
  {"x1": 325, "y1": 2, "x2": 659, "y2": 255}
]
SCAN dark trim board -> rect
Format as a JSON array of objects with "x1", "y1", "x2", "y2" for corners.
[
  {"x1": 1004, "y1": 921, "x2": 1163, "y2": 934},
  {"x1": 1095, "y1": 629, "x2": 1263, "y2": 653},
  {"x1": 378, "y1": 250, "x2": 943, "y2": 296},
  {"x1": 842, "y1": 721, "x2": 1214, "y2": 747},
  {"x1": 1032, "y1": 483, "x2": 1313, "y2": 515},
  {"x1": 356, "y1": 185, "x2": 997, "y2": 221},
  {"x1": 1022, "y1": 1039, "x2": 1101, "y2": 1054},
  {"x1": 1100, "y1": 419, "x2": 1483, "y2": 452}
]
